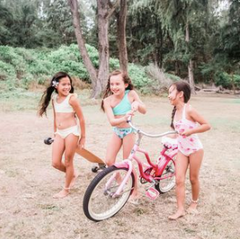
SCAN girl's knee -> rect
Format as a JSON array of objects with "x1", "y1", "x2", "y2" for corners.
[
  {"x1": 64, "y1": 156, "x2": 74, "y2": 167},
  {"x1": 52, "y1": 161, "x2": 61, "y2": 169},
  {"x1": 190, "y1": 176, "x2": 199, "y2": 185},
  {"x1": 176, "y1": 177, "x2": 185, "y2": 187}
]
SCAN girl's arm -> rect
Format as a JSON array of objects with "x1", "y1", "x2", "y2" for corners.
[
  {"x1": 129, "y1": 90, "x2": 146, "y2": 114},
  {"x1": 182, "y1": 107, "x2": 211, "y2": 136},
  {"x1": 69, "y1": 95, "x2": 86, "y2": 147},
  {"x1": 103, "y1": 98, "x2": 133, "y2": 126}
]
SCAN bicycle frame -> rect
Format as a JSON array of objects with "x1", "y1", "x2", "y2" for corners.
[
  {"x1": 111, "y1": 117, "x2": 178, "y2": 198},
  {"x1": 83, "y1": 117, "x2": 178, "y2": 221}
]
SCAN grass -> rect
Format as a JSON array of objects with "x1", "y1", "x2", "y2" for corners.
[
  {"x1": 0, "y1": 88, "x2": 98, "y2": 112},
  {"x1": 0, "y1": 89, "x2": 240, "y2": 239}
]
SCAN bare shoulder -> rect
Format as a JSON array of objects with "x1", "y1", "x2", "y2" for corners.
[
  {"x1": 129, "y1": 90, "x2": 143, "y2": 103},
  {"x1": 103, "y1": 95, "x2": 113, "y2": 104},
  {"x1": 128, "y1": 89, "x2": 137, "y2": 96},
  {"x1": 128, "y1": 90, "x2": 138, "y2": 100},
  {"x1": 186, "y1": 104, "x2": 199, "y2": 117},
  {"x1": 69, "y1": 93, "x2": 79, "y2": 105}
]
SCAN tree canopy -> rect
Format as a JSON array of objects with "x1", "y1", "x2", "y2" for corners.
[{"x1": 0, "y1": 0, "x2": 239, "y2": 93}]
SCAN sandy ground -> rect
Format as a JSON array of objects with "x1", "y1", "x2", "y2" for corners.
[{"x1": 0, "y1": 94, "x2": 240, "y2": 239}]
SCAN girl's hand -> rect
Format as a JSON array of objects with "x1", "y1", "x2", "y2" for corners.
[
  {"x1": 131, "y1": 101, "x2": 140, "y2": 112},
  {"x1": 124, "y1": 111, "x2": 134, "y2": 121},
  {"x1": 78, "y1": 136, "x2": 86, "y2": 149},
  {"x1": 179, "y1": 129, "x2": 192, "y2": 137}
]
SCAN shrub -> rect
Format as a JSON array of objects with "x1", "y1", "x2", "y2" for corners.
[
  {"x1": 109, "y1": 58, "x2": 120, "y2": 71},
  {"x1": 143, "y1": 63, "x2": 180, "y2": 95},
  {"x1": 215, "y1": 72, "x2": 240, "y2": 89},
  {"x1": 0, "y1": 60, "x2": 16, "y2": 81},
  {"x1": 0, "y1": 46, "x2": 26, "y2": 78},
  {"x1": 128, "y1": 63, "x2": 151, "y2": 90}
]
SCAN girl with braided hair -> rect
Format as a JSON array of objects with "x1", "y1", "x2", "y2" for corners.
[{"x1": 167, "y1": 81, "x2": 211, "y2": 220}]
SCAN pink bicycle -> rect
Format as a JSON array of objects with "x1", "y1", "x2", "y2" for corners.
[{"x1": 83, "y1": 117, "x2": 178, "y2": 221}]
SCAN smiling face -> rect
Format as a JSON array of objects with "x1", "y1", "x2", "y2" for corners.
[
  {"x1": 109, "y1": 74, "x2": 128, "y2": 96},
  {"x1": 56, "y1": 76, "x2": 72, "y2": 97},
  {"x1": 168, "y1": 84, "x2": 183, "y2": 106}
]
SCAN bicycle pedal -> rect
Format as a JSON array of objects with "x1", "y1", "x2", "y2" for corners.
[{"x1": 146, "y1": 187, "x2": 159, "y2": 200}]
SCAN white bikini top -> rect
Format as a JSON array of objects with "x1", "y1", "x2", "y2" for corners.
[{"x1": 53, "y1": 93, "x2": 76, "y2": 113}]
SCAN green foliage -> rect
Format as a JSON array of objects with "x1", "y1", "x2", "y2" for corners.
[
  {"x1": 128, "y1": 63, "x2": 152, "y2": 91},
  {"x1": 109, "y1": 58, "x2": 120, "y2": 71},
  {"x1": 0, "y1": 44, "x2": 151, "y2": 93},
  {"x1": 126, "y1": 0, "x2": 166, "y2": 66},
  {"x1": 165, "y1": 73, "x2": 181, "y2": 82},
  {"x1": 215, "y1": 72, "x2": 240, "y2": 89},
  {"x1": 0, "y1": 60, "x2": 16, "y2": 81},
  {"x1": 1, "y1": 0, "x2": 239, "y2": 91},
  {"x1": 0, "y1": 44, "x2": 92, "y2": 89}
]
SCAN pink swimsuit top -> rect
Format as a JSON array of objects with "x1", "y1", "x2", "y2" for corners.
[
  {"x1": 53, "y1": 94, "x2": 76, "y2": 113},
  {"x1": 174, "y1": 104, "x2": 203, "y2": 156}
]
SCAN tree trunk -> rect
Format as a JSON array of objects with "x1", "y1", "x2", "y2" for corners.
[
  {"x1": 175, "y1": 61, "x2": 180, "y2": 76},
  {"x1": 155, "y1": 18, "x2": 163, "y2": 68},
  {"x1": 68, "y1": 0, "x2": 98, "y2": 98},
  {"x1": 97, "y1": 0, "x2": 110, "y2": 95},
  {"x1": 185, "y1": 22, "x2": 196, "y2": 94},
  {"x1": 231, "y1": 72, "x2": 236, "y2": 94},
  {"x1": 188, "y1": 59, "x2": 195, "y2": 94},
  {"x1": 116, "y1": 0, "x2": 128, "y2": 73},
  {"x1": 68, "y1": 0, "x2": 120, "y2": 98}
]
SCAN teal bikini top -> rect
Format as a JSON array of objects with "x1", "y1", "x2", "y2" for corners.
[{"x1": 112, "y1": 90, "x2": 131, "y2": 116}]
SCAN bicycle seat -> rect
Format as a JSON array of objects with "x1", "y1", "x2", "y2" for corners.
[{"x1": 161, "y1": 136, "x2": 178, "y2": 150}]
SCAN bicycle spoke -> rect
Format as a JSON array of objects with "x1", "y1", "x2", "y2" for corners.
[{"x1": 83, "y1": 166, "x2": 135, "y2": 221}]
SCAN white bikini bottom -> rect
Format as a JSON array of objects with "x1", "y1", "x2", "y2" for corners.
[{"x1": 55, "y1": 125, "x2": 80, "y2": 139}]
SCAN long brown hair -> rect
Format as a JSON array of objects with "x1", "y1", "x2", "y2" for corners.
[
  {"x1": 101, "y1": 70, "x2": 134, "y2": 111},
  {"x1": 170, "y1": 81, "x2": 191, "y2": 129},
  {"x1": 38, "y1": 72, "x2": 74, "y2": 116}
]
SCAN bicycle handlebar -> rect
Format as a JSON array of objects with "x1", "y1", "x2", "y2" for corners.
[{"x1": 127, "y1": 115, "x2": 177, "y2": 138}]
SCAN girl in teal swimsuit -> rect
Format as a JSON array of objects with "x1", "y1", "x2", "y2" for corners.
[{"x1": 101, "y1": 70, "x2": 147, "y2": 201}]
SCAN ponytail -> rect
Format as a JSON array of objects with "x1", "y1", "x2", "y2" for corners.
[
  {"x1": 38, "y1": 86, "x2": 55, "y2": 116},
  {"x1": 170, "y1": 106, "x2": 176, "y2": 129}
]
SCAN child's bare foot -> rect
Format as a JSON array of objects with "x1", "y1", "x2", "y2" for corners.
[
  {"x1": 128, "y1": 191, "x2": 141, "y2": 205},
  {"x1": 187, "y1": 199, "x2": 199, "y2": 214},
  {"x1": 53, "y1": 188, "x2": 70, "y2": 199},
  {"x1": 168, "y1": 209, "x2": 185, "y2": 220}
]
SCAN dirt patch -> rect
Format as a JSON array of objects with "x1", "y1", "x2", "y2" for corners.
[{"x1": 0, "y1": 95, "x2": 239, "y2": 239}]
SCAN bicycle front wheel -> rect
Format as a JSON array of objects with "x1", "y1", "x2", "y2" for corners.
[
  {"x1": 155, "y1": 159, "x2": 175, "y2": 194},
  {"x1": 83, "y1": 166, "x2": 135, "y2": 221}
]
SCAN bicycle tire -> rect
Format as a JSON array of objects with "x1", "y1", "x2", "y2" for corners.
[
  {"x1": 155, "y1": 159, "x2": 175, "y2": 194},
  {"x1": 83, "y1": 166, "x2": 135, "y2": 221}
]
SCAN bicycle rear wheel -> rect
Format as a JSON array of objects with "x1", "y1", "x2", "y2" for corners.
[
  {"x1": 155, "y1": 159, "x2": 175, "y2": 194},
  {"x1": 83, "y1": 166, "x2": 135, "y2": 221}
]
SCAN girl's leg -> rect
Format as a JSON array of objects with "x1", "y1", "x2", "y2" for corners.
[
  {"x1": 52, "y1": 134, "x2": 66, "y2": 172},
  {"x1": 122, "y1": 133, "x2": 135, "y2": 159},
  {"x1": 122, "y1": 133, "x2": 139, "y2": 199},
  {"x1": 188, "y1": 149, "x2": 204, "y2": 211},
  {"x1": 105, "y1": 133, "x2": 122, "y2": 166},
  {"x1": 53, "y1": 134, "x2": 79, "y2": 199},
  {"x1": 169, "y1": 151, "x2": 189, "y2": 220}
]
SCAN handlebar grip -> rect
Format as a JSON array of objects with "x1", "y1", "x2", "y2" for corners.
[{"x1": 127, "y1": 115, "x2": 132, "y2": 123}]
